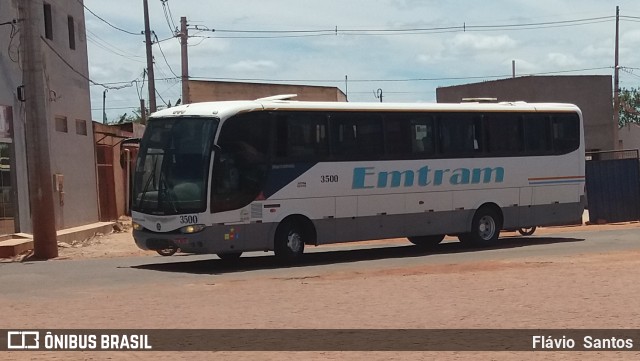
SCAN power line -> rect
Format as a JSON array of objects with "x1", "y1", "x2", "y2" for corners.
[
  {"x1": 161, "y1": 0, "x2": 178, "y2": 34},
  {"x1": 78, "y1": 0, "x2": 142, "y2": 36},
  {"x1": 86, "y1": 29, "x2": 145, "y2": 62},
  {"x1": 153, "y1": 31, "x2": 179, "y2": 78},
  {"x1": 188, "y1": 67, "x2": 612, "y2": 84},
  {"x1": 190, "y1": 15, "x2": 616, "y2": 39},
  {"x1": 42, "y1": 36, "x2": 137, "y2": 90}
]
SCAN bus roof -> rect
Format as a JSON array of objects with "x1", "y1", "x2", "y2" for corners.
[{"x1": 149, "y1": 97, "x2": 581, "y2": 120}]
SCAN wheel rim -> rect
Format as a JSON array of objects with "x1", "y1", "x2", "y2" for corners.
[
  {"x1": 287, "y1": 230, "x2": 303, "y2": 253},
  {"x1": 478, "y1": 215, "x2": 496, "y2": 240}
]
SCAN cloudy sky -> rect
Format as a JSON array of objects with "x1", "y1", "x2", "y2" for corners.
[{"x1": 83, "y1": 0, "x2": 640, "y2": 121}]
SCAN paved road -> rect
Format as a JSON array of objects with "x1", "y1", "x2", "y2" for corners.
[{"x1": 1, "y1": 227, "x2": 638, "y2": 299}]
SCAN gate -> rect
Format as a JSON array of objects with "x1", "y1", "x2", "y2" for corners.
[
  {"x1": 585, "y1": 149, "x2": 640, "y2": 223},
  {"x1": 96, "y1": 144, "x2": 118, "y2": 221}
]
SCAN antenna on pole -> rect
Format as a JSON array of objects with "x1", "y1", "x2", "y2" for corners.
[
  {"x1": 375, "y1": 88, "x2": 383, "y2": 103},
  {"x1": 345, "y1": 75, "x2": 348, "y2": 102}
]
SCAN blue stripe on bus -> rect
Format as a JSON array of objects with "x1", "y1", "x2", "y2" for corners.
[{"x1": 262, "y1": 162, "x2": 317, "y2": 199}]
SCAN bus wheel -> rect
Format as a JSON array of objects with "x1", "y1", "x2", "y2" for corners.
[
  {"x1": 274, "y1": 220, "x2": 305, "y2": 262},
  {"x1": 408, "y1": 235, "x2": 445, "y2": 248},
  {"x1": 156, "y1": 247, "x2": 178, "y2": 256},
  {"x1": 458, "y1": 207, "x2": 502, "y2": 247},
  {"x1": 217, "y1": 252, "x2": 242, "y2": 261},
  {"x1": 518, "y1": 226, "x2": 537, "y2": 236}
]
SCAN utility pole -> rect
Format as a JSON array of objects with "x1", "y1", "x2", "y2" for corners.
[
  {"x1": 613, "y1": 6, "x2": 620, "y2": 147},
  {"x1": 102, "y1": 89, "x2": 108, "y2": 124},
  {"x1": 140, "y1": 99, "x2": 147, "y2": 124},
  {"x1": 19, "y1": 0, "x2": 58, "y2": 259},
  {"x1": 143, "y1": 0, "x2": 156, "y2": 118},
  {"x1": 180, "y1": 16, "x2": 189, "y2": 104}
]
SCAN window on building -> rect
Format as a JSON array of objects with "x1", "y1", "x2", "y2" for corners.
[
  {"x1": 55, "y1": 116, "x2": 68, "y2": 133},
  {"x1": 44, "y1": 3, "x2": 53, "y2": 40},
  {"x1": 75, "y1": 119, "x2": 87, "y2": 135},
  {"x1": 68, "y1": 16, "x2": 76, "y2": 50}
]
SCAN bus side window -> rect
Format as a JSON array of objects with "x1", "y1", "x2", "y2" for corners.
[
  {"x1": 523, "y1": 114, "x2": 551, "y2": 153},
  {"x1": 484, "y1": 113, "x2": 522, "y2": 155},
  {"x1": 383, "y1": 115, "x2": 411, "y2": 156},
  {"x1": 330, "y1": 113, "x2": 383, "y2": 159},
  {"x1": 552, "y1": 114, "x2": 580, "y2": 153},
  {"x1": 211, "y1": 112, "x2": 269, "y2": 213},
  {"x1": 439, "y1": 113, "x2": 477, "y2": 156},
  {"x1": 275, "y1": 112, "x2": 328, "y2": 160},
  {"x1": 411, "y1": 117, "x2": 435, "y2": 156}
]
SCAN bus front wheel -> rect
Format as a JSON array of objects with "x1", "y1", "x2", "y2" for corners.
[
  {"x1": 274, "y1": 220, "x2": 306, "y2": 262},
  {"x1": 458, "y1": 207, "x2": 502, "y2": 247},
  {"x1": 408, "y1": 235, "x2": 445, "y2": 248}
]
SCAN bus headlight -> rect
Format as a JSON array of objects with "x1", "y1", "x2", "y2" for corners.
[
  {"x1": 180, "y1": 224, "x2": 205, "y2": 234},
  {"x1": 132, "y1": 222, "x2": 144, "y2": 231}
]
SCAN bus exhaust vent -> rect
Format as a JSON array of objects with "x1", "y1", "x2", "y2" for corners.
[{"x1": 255, "y1": 94, "x2": 298, "y2": 101}]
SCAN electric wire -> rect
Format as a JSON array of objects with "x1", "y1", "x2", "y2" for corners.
[{"x1": 78, "y1": 0, "x2": 141, "y2": 36}]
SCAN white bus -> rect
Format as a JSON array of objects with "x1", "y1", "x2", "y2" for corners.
[{"x1": 131, "y1": 96, "x2": 585, "y2": 261}]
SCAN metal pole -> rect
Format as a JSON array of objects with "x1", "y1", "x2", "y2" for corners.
[
  {"x1": 102, "y1": 89, "x2": 108, "y2": 124},
  {"x1": 613, "y1": 6, "x2": 621, "y2": 141},
  {"x1": 143, "y1": 0, "x2": 157, "y2": 115},
  {"x1": 19, "y1": 0, "x2": 58, "y2": 259},
  {"x1": 180, "y1": 16, "x2": 189, "y2": 104},
  {"x1": 140, "y1": 98, "x2": 147, "y2": 124}
]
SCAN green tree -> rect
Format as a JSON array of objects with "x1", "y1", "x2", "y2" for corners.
[{"x1": 618, "y1": 87, "x2": 640, "y2": 127}]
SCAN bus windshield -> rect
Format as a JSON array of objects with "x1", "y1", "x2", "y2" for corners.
[{"x1": 132, "y1": 117, "x2": 218, "y2": 215}]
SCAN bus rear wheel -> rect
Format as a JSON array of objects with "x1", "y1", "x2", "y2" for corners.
[
  {"x1": 458, "y1": 207, "x2": 502, "y2": 247},
  {"x1": 274, "y1": 220, "x2": 305, "y2": 262},
  {"x1": 408, "y1": 235, "x2": 445, "y2": 248}
]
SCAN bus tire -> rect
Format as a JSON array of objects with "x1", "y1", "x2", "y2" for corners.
[
  {"x1": 518, "y1": 226, "x2": 537, "y2": 236},
  {"x1": 408, "y1": 235, "x2": 445, "y2": 248},
  {"x1": 217, "y1": 252, "x2": 242, "y2": 261},
  {"x1": 156, "y1": 247, "x2": 178, "y2": 256},
  {"x1": 458, "y1": 206, "x2": 502, "y2": 247},
  {"x1": 274, "y1": 220, "x2": 305, "y2": 262}
]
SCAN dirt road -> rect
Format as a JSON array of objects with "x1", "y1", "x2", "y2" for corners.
[{"x1": 2, "y1": 222, "x2": 640, "y2": 360}]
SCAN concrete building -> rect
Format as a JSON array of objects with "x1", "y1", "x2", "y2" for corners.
[
  {"x1": 0, "y1": 0, "x2": 99, "y2": 236},
  {"x1": 436, "y1": 76, "x2": 617, "y2": 152},
  {"x1": 187, "y1": 80, "x2": 347, "y2": 103},
  {"x1": 619, "y1": 123, "x2": 640, "y2": 152}
]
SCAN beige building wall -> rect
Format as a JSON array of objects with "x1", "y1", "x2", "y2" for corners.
[
  {"x1": 188, "y1": 80, "x2": 347, "y2": 103},
  {"x1": 436, "y1": 76, "x2": 616, "y2": 152},
  {"x1": 0, "y1": 0, "x2": 99, "y2": 232},
  {"x1": 44, "y1": 0, "x2": 99, "y2": 229},
  {"x1": 618, "y1": 123, "x2": 640, "y2": 151}
]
